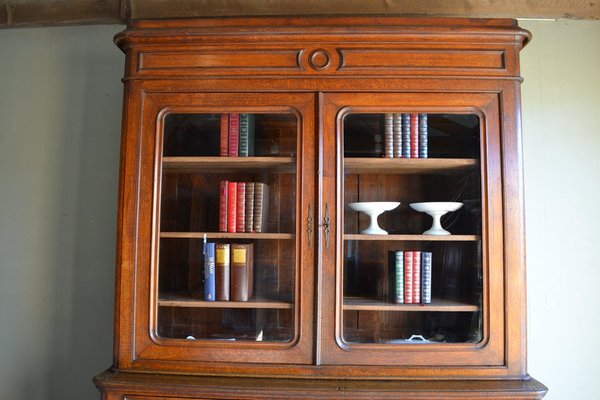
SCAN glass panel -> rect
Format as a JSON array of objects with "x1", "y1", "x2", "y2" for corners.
[
  {"x1": 342, "y1": 112, "x2": 483, "y2": 344},
  {"x1": 157, "y1": 112, "x2": 298, "y2": 342}
]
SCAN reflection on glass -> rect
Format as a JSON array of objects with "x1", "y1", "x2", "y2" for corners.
[
  {"x1": 342, "y1": 113, "x2": 483, "y2": 344},
  {"x1": 156, "y1": 113, "x2": 298, "y2": 342}
]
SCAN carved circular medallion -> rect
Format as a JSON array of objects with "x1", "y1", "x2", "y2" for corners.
[{"x1": 308, "y1": 49, "x2": 332, "y2": 71}]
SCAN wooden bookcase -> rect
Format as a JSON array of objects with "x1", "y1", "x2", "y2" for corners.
[{"x1": 94, "y1": 17, "x2": 547, "y2": 399}]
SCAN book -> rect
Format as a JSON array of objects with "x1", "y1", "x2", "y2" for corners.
[
  {"x1": 421, "y1": 251, "x2": 432, "y2": 304},
  {"x1": 203, "y1": 242, "x2": 216, "y2": 301},
  {"x1": 236, "y1": 182, "x2": 246, "y2": 232},
  {"x1": 220, "y1": 114, "x2": 229, "y2": 156},
  {"x1": 245, "y1": 182, "x2": 255, "y2": 232},
  {"x1": 219, "y1": 180, "x2": 228, "y2": 232},
  {"x1": 230, "y1": 243, "x2": 254, "y2": 301},
  {"x1": 239, "y1": 114, "x2": 255, "y2": 157},
  {"x1": 215, "y1": 243, "x2": 231, "y2": 301},
  {"x1": 393, "y1": 113, "x2": 402, "y2": 158},
  {"x1": 412, "y1": 250, "x2": 421, "y2": 304},
  {"x1": 388, "y1": 250, "x2": 404, "y2": 304},
  {"x1": 410, "y1": 113, "x2": 419, "y2": 158},
  {"x1": 401, "y1": 113, "x2": 411, "y2": 158},
  {"x1": 228, "y1": 113, "x2": 240, "y2": 157},
  {"x1": 384, "y1": 113, "x2": 394, "y2": 158},
  {"x1": 253, "y1": 182, "x2": 269, "y2": 233},
  {"x1": 227, "y1": 181, "x2": 237, "y2": 233},
  {"x1": 404, "y1": 250, "x2": 413, "y2": 304},
  {"x1": 418, "y1": 113, "x2": 428, "y2": 158}
]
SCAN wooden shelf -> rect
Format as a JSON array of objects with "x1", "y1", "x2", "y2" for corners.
[
  {"x1": 343, "y1": 297, "x2": 479, "y2": 312},
  {"x1": 160, "y1": 232, "x2": 294, "y2": 240},
  {"x1": 344, "y1": 234, "x2": 480, "y2": 241},
  {"x1": 159, "y1": 293, "x2": 293, "y2": 309},
  {"x1": 163, "y1": 156, "x2": 296, "y2": 173},
  {"x1": 344, "y1": 158, "x2": 478, "y2": 174}
]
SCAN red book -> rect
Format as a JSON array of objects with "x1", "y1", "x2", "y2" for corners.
[
  {"x1": 412, "y1": 251, "x2": 421, "y2": 304},
  {"x1": 236, "y1": 182, "x2": 246, "y2": 232},
  {"x1": 404, "y1": 251, "x2": 414, "y2": 304},
  {"x1": 410, "y1": 113, "x2": 419, "y2": 158},
  {"x1": 228, "y1": 113, "x2": 240, "y2": 157},
  {"x1": 219, "y1": 180, "x2": 228, "y2": 232},
  {"x1": 227, "y1": 181, "x2": 237, "y2": 233},
  {"x1": 220, "y1": 114, "x2": 229, "y2": 156}
]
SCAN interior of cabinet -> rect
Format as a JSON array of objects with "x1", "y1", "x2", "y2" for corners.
[
  {"x1": 341, "y1": 113, "x2": 483, "y2": 344},
  {"x1": 155, "y1": 112, "x2": 298, "y2": 342}
]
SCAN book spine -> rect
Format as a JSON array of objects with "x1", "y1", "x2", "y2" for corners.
[
  {"x1": 393, "y1": 113, "x2": 402, "y2": 158},
  {"x1": 215, "y1": 243, "x2": 230, "y2": 301},
  {"x1": 412, "y1": 250, "x2": 421, "y2": 304},
  {"x1": 220, "y1": 114, "x2": 229, "y2": 156},
  {"x1": 203, "y1": 242, "x2": 216, "y2": 301},
  {"x1": 419, "y1": 113, "x2": 428, "y2": 158},
  {"x1": 410, "y1": 113, "x2": 419, "y2": 159},
  {"x1": 227, "y1": 182, "x2": 237, "y2": 233},
  {"x1": 247, "y1": 114, "x2": 255, "y2": 156},
  {"x1": 228, "y1": 113, "x2": 240, "y2": 157},
  {"x1": 239, "y1": 114, "x2": 249, "y2": 157},
  {"x1": 421, "y1": 251, "x2": 432, "y2": 304},
  {"x1": 404, "y1": 250, "x2": 413, "y2": 304},
  {"x1": 401, "y1": 114, "x2": 411, "y2": 158},
  {"x1": 253, "y1": 182, "x2": 269, "y2": 233},
  {"x1": 219, "y1": 180, "x2": 228, "y2": 232},
  {"x1": 231, "y1": 243, "x2": 254, "y2": 301},
  {"x1": 245, "y1": 182, "x2": 255, "y2": 232},
  {"x1": 236, "y1": 182, "x2": 246, "y2": 232},
  {"x1": 384, "y1": 113, "x2": 393, "y2": 158},
  {"x1": 395, "y1": 251, "x2": 404, "y2": 304}
]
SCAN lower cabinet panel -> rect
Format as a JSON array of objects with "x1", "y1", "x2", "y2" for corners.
[{"x1": 96, "y1": 370, "x2": 548, "y2": 400}]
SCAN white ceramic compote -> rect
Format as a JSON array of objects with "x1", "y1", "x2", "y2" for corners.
[
  {"x1": 409, "y1": 202, "x2": 463, "y2": 235},
  {"x1": 347, "y1": 202, "x2": 401, "y2": 235}
]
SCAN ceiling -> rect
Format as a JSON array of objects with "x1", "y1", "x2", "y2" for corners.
[{"x1": 1, "y1": 0, "x2": 598, "y2": 28}]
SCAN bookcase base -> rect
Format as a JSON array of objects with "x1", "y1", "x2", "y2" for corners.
[{"x1": 94, "y1": 369, "x2": 548, "y2": 400}]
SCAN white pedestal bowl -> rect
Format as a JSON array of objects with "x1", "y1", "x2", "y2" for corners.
[
  {"x1": 348, "y1": 201, "x2": 400, "y2": 235},
  {"x1": 409, "y1": 202, "x2": 463, "y2": 235}
]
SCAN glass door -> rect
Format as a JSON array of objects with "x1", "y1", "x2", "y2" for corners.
[
  {"x1": 130, "y1": 92, "x2": 315, "y2": 366},
  {"x1": 319, "y1": 93, "x2": 505, "y2": 368}
]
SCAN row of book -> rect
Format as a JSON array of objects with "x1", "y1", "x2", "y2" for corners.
[
  {"x1": 220, "y1": 113, "x2": 255, "y2": 157},
  {"x1": 384, "y1": 113, "x2": 428, "y2": 159},
  {"x1": 204, "y1": 243, "x2": 254, "y2": 302},
  {"x1": 388, "y1": 250, "x2": 432, "y2": 304},
  {"x1": 219, "y1": 181, "x2": 269, "y2": 233}
]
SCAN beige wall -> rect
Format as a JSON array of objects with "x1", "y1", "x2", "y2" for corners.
[
  {"x1": 520, "y1": 19, "x2": 600, "y2": 399},
  {"x1": 0, "y1": 20, "x2": 597, "y2": 400}
]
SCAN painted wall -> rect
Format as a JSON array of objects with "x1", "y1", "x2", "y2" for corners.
[
  {"x1": 520, "y1": 19, "x2": 600, "y2": 399},
  {"x1": 0, "y1": 20, "x2": 597, "y2": 399}
]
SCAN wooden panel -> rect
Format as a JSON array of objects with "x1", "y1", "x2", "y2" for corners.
[
  {"x1": 163, "y1": 156, "x2": 295, "y2": 173},
  {"x1": 341, "y1": 49, "x2": 505, "y2": 71},
  {"x1": 160, "y1": 232, "x2": 294, "y2": 239},
  {"x1": 159, "y1": 294, "x2": 293, "y2": 309},
  {"x1": 139, "y1": 49, "x2": 301, "y2": 73}
]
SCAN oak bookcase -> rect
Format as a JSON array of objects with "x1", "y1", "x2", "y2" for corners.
[{"x1": 94, "y1": 16, "x2": 548, "y2": 399}]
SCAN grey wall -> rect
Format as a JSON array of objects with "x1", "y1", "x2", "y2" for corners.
[
  {"x1": 0, "y1": 20, "x2": 598, "y2": 400},
  {"x1": 0, "y1": 25, "x2": 123, "y2": 399}
]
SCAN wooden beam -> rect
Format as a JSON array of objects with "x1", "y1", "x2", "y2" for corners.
[
  {"x1": 0, "y1": 0, "x2": 120, "y2": 27},
  {"x1": 127, "y1": 0, "x2": 599, "y2": 20},
  {"x1": 1, "y1": 0, "x2": 598, "y2": 28}
]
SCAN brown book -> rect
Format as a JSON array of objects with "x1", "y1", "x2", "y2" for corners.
[
  {"x1": 253, "y1": 183, "x2": 269, "y2": 233},
  {"x1": 236, "y1": 182, "x2": 246, "y2": 233},
  {"x1": 245, "y1": 182, "x2": 255, "y2": 232},
  {"x1": 218, "y1": 180, "x2": 228, "y2": 232},
  {"x1": 220, "y1": 113, "x2": 229, "y2": 156},
  {"x1": 230, "y1": 243, "x2": 254, "y2": 301},
  {"x1": 215, "y1": 243, "x2": 230, "y2": 301}
]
